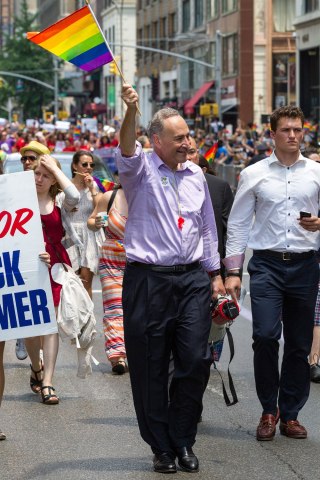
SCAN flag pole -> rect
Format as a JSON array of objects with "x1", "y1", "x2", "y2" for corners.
[{"x1": 85, "y1": 0, "x2": 141, "y2": 116}]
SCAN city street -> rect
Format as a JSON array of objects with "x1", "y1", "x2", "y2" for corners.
[{"x1": 1, "y1": 272, "x2": 320, "y2": 480}]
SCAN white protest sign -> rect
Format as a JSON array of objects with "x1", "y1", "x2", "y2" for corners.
[
  {"x1": 0, "y1": 171, "x2": 57, "y2": 341},
  {"x1": 26, "y1": 119, "x2": 39, "y2": 129},
  {"x1": 81, "y1": 118, "x2": 97, "y2": 133},
  {"x1": 55, "y1": 120, "x2": 70, "y2": 131}
]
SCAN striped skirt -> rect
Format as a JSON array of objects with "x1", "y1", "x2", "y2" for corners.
[{"x1": 99, "y1": 239, "x2": 126, "y2": 360}]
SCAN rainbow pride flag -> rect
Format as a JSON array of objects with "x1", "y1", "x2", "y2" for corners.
[
  {"x1": 27, "y1": 6, "x2": 113, "y2": 72},
  {"x1": 94, "y1": 176, "x2": 117, "y2": 193},
  {"x1": 204, "y1": 142, "x2": 218, "y2": 165}
]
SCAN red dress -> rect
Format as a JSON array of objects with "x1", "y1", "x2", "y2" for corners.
[{"x1": 41, "y1": 205, "x2": 71, "y2": 306}]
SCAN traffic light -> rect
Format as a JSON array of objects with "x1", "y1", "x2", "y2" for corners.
[
  {"x1": 200, "y1": 103, "x2": 218, "y2": 116},
  {"x1": 109, "y1": 56, "x2": 120, "y2": 75}
]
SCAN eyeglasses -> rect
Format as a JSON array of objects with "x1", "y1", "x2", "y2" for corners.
[
  {"x1": 21, "y1": 155, "x2": 37, "y2": 162},
  {"x1": 81, "y1": 162, "x2": 95, "y2": 168}
]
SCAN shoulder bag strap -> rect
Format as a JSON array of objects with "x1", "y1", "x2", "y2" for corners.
[{"x1": 107, "y1": 188, "x2": 118, "y2": 214}]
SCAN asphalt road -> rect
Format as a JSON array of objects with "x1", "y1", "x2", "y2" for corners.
[{"x1": 1, "y1": 273, "x2": 320, "y2": 480}]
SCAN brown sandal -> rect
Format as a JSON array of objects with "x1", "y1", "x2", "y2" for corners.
[
  {"x1": 30, "y1": 363, "x2": 43, "y2": 394},
  {"x1": 40, "y1": 385, "x2": 59, "y2": 405}
]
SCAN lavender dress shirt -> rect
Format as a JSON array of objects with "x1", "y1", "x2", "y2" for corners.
[{"x1": 116, "y1": 143, "x2": 220, "y2": 271}]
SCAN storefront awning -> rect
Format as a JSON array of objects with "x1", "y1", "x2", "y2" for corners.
[
  {"x1": 84, "y1": 103, "x2": 107, "y2": 115},
  {"x1": 184, "y1": 81, "x2": 215, "y2": 115}
]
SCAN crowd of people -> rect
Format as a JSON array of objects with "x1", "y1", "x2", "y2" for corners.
[
  {"x1": 0, "y1": 122, "x2": 119, "y2": 156},
  {"x1": 0, "y1": 94, "x2": 320, "y2": 475}
]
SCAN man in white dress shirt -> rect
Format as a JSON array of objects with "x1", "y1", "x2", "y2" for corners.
[{"x1": 224, "y1": 106, "x2": 320, "y2": 441}]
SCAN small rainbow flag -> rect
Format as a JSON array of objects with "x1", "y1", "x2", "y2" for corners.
[
  {"x1": 27, "y1": 6, "x2": 113, "y2": 72},
  {"x1": 204, "y1": 142, "x2": 218, "y2": 165},
  {"x1": 94, "y1": 176, "x2": 116, "y2": 193},
  {"x1": 73, "y1": 127, "x2": 81, "y2": 140}
]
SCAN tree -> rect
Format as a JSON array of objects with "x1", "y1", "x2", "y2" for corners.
[{"x1": 0, "y1": 0, "x2": 70, "y2": 119}]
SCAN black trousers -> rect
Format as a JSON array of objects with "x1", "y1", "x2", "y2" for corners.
[
  {"x1": 248, "y1": 253, "x2": 319, "y2": 421},
  {"x1": 122, "y1": 263, "x2": 212, "y2": 455}
]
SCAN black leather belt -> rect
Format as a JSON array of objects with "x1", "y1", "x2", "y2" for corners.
[
  {"x1": 127, "y1": 260, "x2": 200, "y2": 272},
  {"x1": 253, "y1": 250, "x2": 314, "y2": 261}
]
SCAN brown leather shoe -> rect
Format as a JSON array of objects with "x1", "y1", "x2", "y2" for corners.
[
  {"x1": 256, "y1": 409, "x2": 279, "y2": 441},
  {"x1": 279, "y1": 420, "x2": 307, "y2": 439}
]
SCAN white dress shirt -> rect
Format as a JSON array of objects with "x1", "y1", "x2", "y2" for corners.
[{"x1": 224, "y1": 151, "x2": 320, "y2": 270}]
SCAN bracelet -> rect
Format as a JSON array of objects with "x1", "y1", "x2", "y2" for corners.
[
  {"x1": 226, "y1": 272, "x2": 241, "y2": 278},
  {"x1": 208, "y1": 269, "x2": 221, "y2": 278},
  {"x1": 91, "y1": 192, "x2": 98, "y2": 197}
]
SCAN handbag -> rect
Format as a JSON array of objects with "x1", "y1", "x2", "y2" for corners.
[{"x1": 43, "y1": 221, "x2": 96, "y2": 377}]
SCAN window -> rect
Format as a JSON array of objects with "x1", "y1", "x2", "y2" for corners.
[
  {"x1": 152, "y1": 21, "x2": 158, "y2": 60},
  {"x1": 194, "y1": 0, "x2": 204, "y2": 27},
  {"x1": 182, "y1": 0, "x2": 190, "y2": 33},
  {"x1": 145, "y1": 25, "x2": 150, "y2": 60},
  {"x1": 160, "y1": 17, "x2": 167, "y2": 52},
  {"x1": 163, "y1": 81, "x2": 170, "y2": 98},
  {"x1": 272, "y1": 54, "x2": 297, "y2": 108},
  {"x1": 137, "y1": 28, "x2": 143, "y2": 62},
  {"x1": 222, "y1": 34, "x2": 238, "y2": 75},
  {"x1": 168, "y1": 12, "x2": 176, "y2": 50},
  {"x1": 206, "y1": 41, "x2": 216, "y2": 80},
  {"x1": 305, "y1": 0, "x2": 319, "y2": 13},
  {"x1": 206, "y1": 0, "x2": 218, "y2": 18},
  {"x1": 222, "y1": 0, "x2": 236, "y2": 14},
  {"x1": 172, "y1": 79, "x2": 177, "y2": 97},
  {"x1": 273, "y1": 0, "x2": 295, "y2": 32},
  {"x1": 188, "y1": 48, "x2": 194, "y2": 89}
]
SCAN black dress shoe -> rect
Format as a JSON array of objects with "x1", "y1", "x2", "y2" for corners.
[
  {"x1": 176, "y1": 447, "x2": 199, "y2": 473},
  {"x1": 153, "y1": 452, "x2": 177, "y2": 474},
  {"x1": 310, "y1": 364, "x2": 320, "y2": 383}
]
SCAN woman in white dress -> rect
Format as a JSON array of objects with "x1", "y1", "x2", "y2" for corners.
[{"x1": 66, "y1": 150, "x2": 104, "y2": 298}]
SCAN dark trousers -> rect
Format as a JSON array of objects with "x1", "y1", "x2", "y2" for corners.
[
  {"x1": 248, "y1": 253, "x2": 319, "y2": 421},
  {"x1": 122, "y1": 263, "x2": 212, "y2": 455}
]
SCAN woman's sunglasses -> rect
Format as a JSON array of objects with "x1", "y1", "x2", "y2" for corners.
[
  {"x1": 81, "y1": 162, "x2": 95, "y2": 168},
  {"x1": 21, "y1": 155, "x2": 37, "y2": 162}
]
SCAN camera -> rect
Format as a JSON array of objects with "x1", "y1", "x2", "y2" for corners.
[{"x1": 210, "y1": 295, "x2": 240, "y2": 325}]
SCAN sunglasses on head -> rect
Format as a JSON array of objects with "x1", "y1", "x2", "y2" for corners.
[
  {"x1": 81, "y1": 162, "x2": 95, "y2": 168},
  {"x1": 21, "y1": 155, "x2": 37, "y2": 162}
]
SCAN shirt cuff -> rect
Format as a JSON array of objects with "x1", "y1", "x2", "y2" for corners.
[
  {"x1": 200, "y1": 255, "x2": 220, "y2": 272},
  {"x1": 222, "y1": 254, "x2": 245, "y2": 270}
]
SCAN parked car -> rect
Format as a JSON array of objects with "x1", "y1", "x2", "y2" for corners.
[
  {"x1": 3, "y1": 151, "x2": 115, "y2": 183},
  {"x1": 93, "y1": 147, "x2": 117, "y2": 173}
]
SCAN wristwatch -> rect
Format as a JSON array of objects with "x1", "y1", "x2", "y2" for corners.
[
  {"x1": 208, "y1": 269, "x2": 221, "y2": 278},
  {"x1": 226, "y1": 271, "x2": 241, "y2": 278}
]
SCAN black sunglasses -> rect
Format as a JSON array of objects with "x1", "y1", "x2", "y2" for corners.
[
  {"x1": 81, "y1": 162, "x2": 95, "y2": 168},
  {"x1": 21, "y1": 155, "x2": 37, "y2": 162}
]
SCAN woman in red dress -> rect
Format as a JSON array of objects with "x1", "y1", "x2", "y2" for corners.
[{"x1": 24, "y1": 153, "x2": 79, "y2": 405}]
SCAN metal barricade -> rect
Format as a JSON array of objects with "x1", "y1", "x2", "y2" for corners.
[{"x1": 215, "y1": 164, "x2": 243, "y2": 193}]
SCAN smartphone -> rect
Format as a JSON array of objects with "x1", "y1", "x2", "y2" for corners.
[{"x1": 300, "y1": 211, "x2": 311, "y2": 219}]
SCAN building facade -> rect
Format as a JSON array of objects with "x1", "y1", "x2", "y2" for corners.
[
  {"x1": 294, "y1": 0, "x2": 320, "y2": 120},
  {"x1": 101, "y1": 0, "x2": 136, "y2": 122},
  {"x1": 136, "y1": 0, "x2": 178, "y2": 127},
  {"x1": 253, "y1": 0, "x2": 297, "y2": 125}
]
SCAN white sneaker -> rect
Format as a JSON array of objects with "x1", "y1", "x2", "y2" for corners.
[{"x1": 15, "y1": 339, "x2": 28, "y2": 361}]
